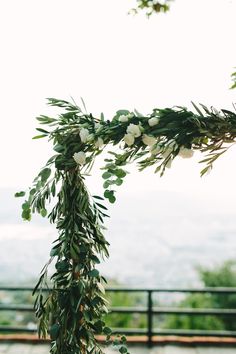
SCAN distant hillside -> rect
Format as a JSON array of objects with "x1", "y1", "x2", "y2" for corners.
[{"x1": 1, "y1": 188, "x2": 236, "y2": 287}]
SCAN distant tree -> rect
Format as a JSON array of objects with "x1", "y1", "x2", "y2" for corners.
[
  {"x1": 164, "y1": 261, "x2": 236, "y2": 331},
  {"x1": 105, "y1": 289, "x2": 146, "y2": 329}
]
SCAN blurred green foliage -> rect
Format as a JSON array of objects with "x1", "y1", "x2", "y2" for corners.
[{"x1": 164, "y1": 260, "x2": 236, "y2": 331}]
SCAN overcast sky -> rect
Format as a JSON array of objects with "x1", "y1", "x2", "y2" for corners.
[{"x1": 0, "y1": 0, "x2": 236, "y2": 211}]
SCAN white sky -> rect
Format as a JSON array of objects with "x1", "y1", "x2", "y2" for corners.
[{"x1": 0, "y1": 0, "x2": 236, "y2": 210}]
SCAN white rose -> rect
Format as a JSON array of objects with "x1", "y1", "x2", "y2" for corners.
[
  {"x1": 124, "y1": 133, "x2": 135, "y2": 146},
  {"x1": 119, "y1": 115, "x2": 129, "y2": 123},
  {"x1": 95, "y1": 137, "x2": 104, "y2": 149},
  {"x1": 73, "y1": 151, "x2": 86, "y2": 165},
  {"x1": 148, "y1": 117, "x2": 159, "y2": 127},
  {"x1": 127, "y1": 123, "x2": 141, "y2": 138},
  {"x1": 79, "y1": 128, "x2": 90, "y2": 143},
  {"x1": 179, "y1": 147, "x2": 194, "y2": 159},
  {"x1": 142, "y1": 134, "x2": 156, "y2": 147}
]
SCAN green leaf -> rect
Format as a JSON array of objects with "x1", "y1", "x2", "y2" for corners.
[
  {"x1": 95, "y1": 202, "x2": 108, "y2": 210},
  {"x1": 22, "y1": 201, "x2": 30, "y2": 210},
  {"x1": 91, "y1": 255, "x2": 100, "y2": 264},
  {"x1": 30, "y1": 188, "x2": 36, "y2": 195},
  {"x1": 121, "y1": 336, "x2": 127, "y2": 343},
  {"x1": 115, "y1": 178, "x2": 123, "y2": 186},
  {"x1": 102, "y1": 172, "x2": 112, "y2": 179},
  {"x1": 36, "y1": 128, "x2": 49, "y2": 134},
  {"x1": 53, "y1": 144, "x2": 64, "y2": 153},
  {"x1": 40, "y1": 208, "x2": 47, "y2": 217},
  {"x1": 109, "y1": 195, "x2": 116, "y2": 204},
  {"x1": 92, "y1": 195, "x2": 104, "y2": 200},
  {"x1": 114, "y1": 169, "x2": 126, "y2": 178},
  {"x1": 50, "y1": 246, "x2": 59, "y2": 257},
  {"x1": 104, "y1": 190, "x2": 112, "y2": 199},
  {"x1": 32, "y1": 134, "x2": 47, "y2": 139},
  {"x1": 93, "y1": 320, "x2": 105, "y2": 333},
  {"x1": 103, "y1": 180, "x2": 111, "y2": 189},
  {"x1": 15, "y1": 191, "x2": 25, "y2": 198},
  {"x1": 50, "y1": 323, "x2": 60, "y2": 340},
  {"x1": 88, "y1": 269, "x2": 99, "y2": 277},
  {"x1": 116, "y1": 110, "x2": 130, "y2": 115},
  {"x1": 119, "y1": 346, "x2": 128, "y2": 354},
  {"x1": 113, "y1": 339, "x2": 120, "y2": 346},
  {"x1": 40, "y1": 168, "x2": 51, "y2": 183},
  {"x1": 21, "y1": 209, "x2": 31, "y2": 221},
  {"x1": 51, "y1": 181, "x2": 56, "y2": 196},
  {"x1": 103, "y1": 327, "x2": 112, "y2": 335}
]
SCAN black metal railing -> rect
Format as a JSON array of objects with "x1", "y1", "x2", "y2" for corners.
[{"x1": 1, "y1": 287, "x2": 236, "y2": 346}]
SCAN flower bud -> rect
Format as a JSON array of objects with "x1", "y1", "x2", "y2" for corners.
[
  {"x1": 73, "y1": 151, "x2": 86, "y2": 165},
  {"x1": 124, "y1": 133, "x2": 135, "y2": 146}
]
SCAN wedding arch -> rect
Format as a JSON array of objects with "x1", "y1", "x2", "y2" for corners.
[
  {"x1": 13, "y1": 1, "x2": 236, "y2": 353},
  {"x1": 16, "y1": 98, "x2": 236, "y2": 353}
]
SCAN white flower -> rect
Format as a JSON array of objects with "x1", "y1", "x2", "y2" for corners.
[
  {"x1": 148, "y1": 117, "x2": 159, "y2": 127},
  {"x1": 127, "y1": 123, "x2": 141, "y2": 138},
  {"x1": 124, "y1": 133, "x2": 135, "y2": 146},
  {"x1": 142, "y1": 134, "x2": 156, "y2": 147},
  {"x1": 79, "y1": 128, "x2": 90, "y2": 143},
  {"x1": 95, "y1": 137, "x2": 104, "y2": 149},
  {"x1": 147, "y1": 1, "x2": 153, "y2": 7},
  {"x1": 153, "y1": 0, "x2": 159, "y2": 4},
  {"x1": 73, "y1": 151, "x2": 86, "y2": 165},
  {"x1": 179, "y1": 147, "x2": 194, "y2": 159},
  {"x1": 119, "y1": 115, "x2": 129, "y2": 123}
]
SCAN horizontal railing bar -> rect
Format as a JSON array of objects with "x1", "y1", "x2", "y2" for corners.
[
  {"x1": 1, "y1": 326, "x2": 236, "y2": 338},
  {"x1": 109, "y1": 307, "x2": 236, "y2": 316},
  {"x1": 0, "y1": 326, "x2": 37, "y2": 333},
  {"x1": 110, "y1": 307, "x2": 147, "y2": 314},
  {"x1": 1, "y1": 286, "x2": 236, "y2": 294},
  {"x1": 107, "y1": 287, "x2": 236, "y2": 294},
  {"x1": 0, "y1": 305, "x2": 34, "y2": 312},
  {"x1": 111, "y1": 328, "x2": 147, "y2": 335},
  {"x1": 111, "y1": 328, "x2": 236, "y2": 337},
  {"x1": 2, "y1": 304, "x2": 236, "y2": 316},
  {"x1": 0, "y1": 287, "x2": 49, "y2": 292},
  {"x1": 152, "y1": 329, "x2": 236, "y2": 337},
  {"x1": 152, "y1": 307, "x2": 236, "y2": 316}
]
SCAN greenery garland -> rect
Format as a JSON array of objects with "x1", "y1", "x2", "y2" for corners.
[
  {"x1": 16, "y1": 98, "x2": 236, "y2": 353},
  {"x1": 14, "y1": 3, "x2": 235, "y2": 354}
]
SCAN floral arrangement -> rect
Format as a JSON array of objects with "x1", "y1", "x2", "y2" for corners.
[{"x1": 16, "y1": 98, "x2": 236, "y2": 353}]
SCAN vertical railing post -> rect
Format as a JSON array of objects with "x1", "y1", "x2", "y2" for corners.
[{"x1": 147, "y1": 290, "x2": 153, "y2": 348}]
